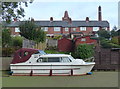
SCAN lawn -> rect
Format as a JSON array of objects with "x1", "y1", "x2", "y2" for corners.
[{"x1": 2, "y1": 71, "x2": 118, "y2": 87}]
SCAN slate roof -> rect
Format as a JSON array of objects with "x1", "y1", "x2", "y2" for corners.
[{"x1": 3, "y1": 20, "x2": 109, "y2": 27}]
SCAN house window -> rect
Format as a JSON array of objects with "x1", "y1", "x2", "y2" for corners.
[
  {"x1": 54, "y1": 27, "x2": 60, "y2": 31},
  {"x1": 102, "y1": 27, "x2": 107, "y2": 30},
  {"x1": 80, "y1": 27, "x2": 86, "y2": 31},
  {"x1": 15, "y1": 27, "x2": 20, "y2": 32},
  {"x1": 41, "y1": 27, "x2": 48, "y2": 31},
  {"x1": 81, "y1": 38, "x2": 86, "y2": 41},
  {"x1": 73, "y1": 28, "x2": 76, "y2": 31},
  {"x1": 93, "y1": 27, "x2": 99, "y2": 31},
  {"x1": 65, "y1": 27, "x2": 69, "y2": 31}
]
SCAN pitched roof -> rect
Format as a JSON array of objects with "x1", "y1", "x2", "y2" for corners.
[{"x1": 3, "y1": 20, "x2": 109, "y2": 27}]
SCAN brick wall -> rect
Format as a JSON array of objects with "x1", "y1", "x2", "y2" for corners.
[{"x1": 75, "y1": 36, "x2": 97, "y2": 47}]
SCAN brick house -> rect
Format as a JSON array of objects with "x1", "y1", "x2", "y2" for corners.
[
  {"x1": 74, "y1": 36, "x2": 97, "y2": 47},
  {"x1": 57, "y1": 36, "x2": 97, "y2": 52},
  {"x1": 3, "y1": 6, "x2": 109, "y2": 37},
  {"x1": 58, "y1": 37, "x2": 74, "y2": 52}
]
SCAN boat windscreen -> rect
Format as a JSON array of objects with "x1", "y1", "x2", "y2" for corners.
[
  {"x1": 69, "y1": 55, "x2": 75, "y2": 60},
  {"x1": 38, "y1": 50, "x2": 46, "y2": 55}
]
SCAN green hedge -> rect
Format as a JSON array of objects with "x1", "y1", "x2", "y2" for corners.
[{"x1": 72, "y1": 44, "x2": 94, "y2": 59}]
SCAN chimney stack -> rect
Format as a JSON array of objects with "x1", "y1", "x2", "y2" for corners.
[
  {"x1": 31, "y1": 17, "x2": 34, "y2": 22},
  {"x1": 98, "y1": 6, "x2": 102, "y2": 21},
  {"x1": 69, "y1": 18, "x2": 72, "y2": 24},
  {"x1": 50, "y1": 17, "x2": 53, "y2": 22},
  {"x1": 62, "y1": 11, "x2": 70, "y2": 21},
  {"x1": 86, "y1": 17, "x2": 89, "y2": 22}
]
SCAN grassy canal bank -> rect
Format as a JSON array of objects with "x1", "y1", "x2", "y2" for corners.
[{"x1": 2, "y1": 71, "x2": 118, "y2": 87}]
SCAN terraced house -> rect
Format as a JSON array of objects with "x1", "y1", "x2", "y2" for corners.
[{"x1": 3, "y1": 6, "x2": 109, "y2": 38}]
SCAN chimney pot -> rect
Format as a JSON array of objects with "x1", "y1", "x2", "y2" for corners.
[
  {"x1": 98, "y1": 6, "x2": 102, "y2": 21},
  {"x1": 69, "y1": 18, "x2": 72, "y2": 24},
  {"x1": 50, "y1": 17, "x2": 53, "y2": 22},
  {"x1": 31, "y1": 17, "x2": 34, "y2": 22},
  {"x1": 86, "y1": 17, "x2": 89, "y2": 22}
]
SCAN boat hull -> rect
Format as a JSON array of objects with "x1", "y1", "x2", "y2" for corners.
[{"x1": 10, "y1": 63, "x2": 95, "y2": 76}]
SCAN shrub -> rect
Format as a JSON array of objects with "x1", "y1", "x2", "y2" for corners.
[
  {"x1": 100, "y1": 38, "x2": 120, "y2": 48},
  {"x1": 72, "y1": 44, "x2": 94, "y2": 59},
  {"x1": 11, "y1": 36, "x2": 23, "y2": 47},
  {"x1": 111, "y1": 37, "x2": 119, "y2": 44},
  {"x1": 2, "y1": 29, "x2": 12, "y2": 47}
]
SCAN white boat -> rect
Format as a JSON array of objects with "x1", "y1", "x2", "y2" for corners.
[{"x1": 10, "y1": 48, "x2": 95, "y2": 76}]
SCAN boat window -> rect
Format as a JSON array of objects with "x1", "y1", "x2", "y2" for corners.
[
  {"x1": 61, "y1": 57, "x2": 71, "y2": 62},
  {"x1": 42, "y1": 58, "x2": 48, "y2": 62},
  {"x1": 37, "y1": 58, "x2": 43, "y2": 62},
  {"x1": 37, "y1": 57, "x2": 48, "y2": 62},
  {"x1": 36, "y1": 57, "x2": 60, "y2": 62},
  {"x1": 39, "y1": 50, "x2": 46, "y2": 55},
  {"x1": 48, "y1": 57, "x2": 60, "y2": 62},
  {"x1": 69, "y1": 56, "x2": 75, "y2": 60},
  {"x1": 34, "y1": 50, "x2": 46, "y2": 55},
  {"x1": 18, "y1": 52, "x2": 22, "y2": 58},
  {"x1": 24, "y1": 51, "x2": 29, "y2": 56}
]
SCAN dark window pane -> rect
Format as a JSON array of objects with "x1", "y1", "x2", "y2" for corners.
[{"x1": 48, "y1": 57, "x2": 60, "y2": 62}]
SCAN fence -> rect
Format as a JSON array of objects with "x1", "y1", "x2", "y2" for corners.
[{"x1": 93, "y1": 48, "x2": 120, "y2": 70}]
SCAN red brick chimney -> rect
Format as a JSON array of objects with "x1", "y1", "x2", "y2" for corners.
[
  {"x1": 69, "y1": 18, "x2": 72, "y2": 24},
  {"x1": 62, "y1": 11, "x2": 70, "y2": 21},
  {"x1": 50, "y1": 17, "x2": 53, "y2": 22},
  {"x1": 86, "y1": 17, "x2": 89, "y2": 22},
  {"x1": 31, "y1": 17, "x2": 34, "y2": 22},
  {"x1": 98, "y1": 6, "x2": 102, "y2": 21}
]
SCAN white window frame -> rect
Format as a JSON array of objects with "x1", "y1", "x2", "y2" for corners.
[
  {"x1": 15, "y1": 27, "x2": 20, "y2": 32},
  {"x1": 102, "y1": 27, "x2": 107, "y2": 30},
  {"x1": 73, "y1": 28, "x2": 76, "y2": 31},
  {"x1": 54, "y1": 27, "x2": 60, "y2": 31},
  {"x1": 80, "y1": 27, "x2": 86, "y2": 31},
  {"x1": 81, "y1": 38, "x2": 86, "y2": 41},
  {"x1": 65, "y1": 27, "x2": 69, "y2": 31},
  {"x1": 93, "y1": 27, "x2": 99, "y2": 31},
  {"x1": 41, "y1": 27, "x2": 48, "y2": 31}
]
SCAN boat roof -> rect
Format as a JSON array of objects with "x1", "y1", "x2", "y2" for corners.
[{"x1": 40, "y1": 54, "x2": 71, "y2": 57}]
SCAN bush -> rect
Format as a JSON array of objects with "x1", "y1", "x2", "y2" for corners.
[
  {"x1": 100, "y1": 38, "x2": 120, "y2": 48},
  {"x1": 11, "y1": 36, "x2": 23, "y2": 47},
  {"x1": 72, "y1": 44, "x2": 94, "y2": 59},
  {"x1": 111, "y1": 37, "x2": 119, "y2": 44},
  {"x1": 2, "y1": 29, "x2": 12, "y2": 47},
  {"x1": 2, "y1": 47, "x2": 19, "y2": 57}
]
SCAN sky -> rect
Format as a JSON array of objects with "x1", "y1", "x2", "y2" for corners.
[{"x1": 21, "y1": 0, "x2": 119, "y2": 30}]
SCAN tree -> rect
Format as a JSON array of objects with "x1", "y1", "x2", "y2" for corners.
[
  {"x1": 112, "y1": 26, "x2": 117, "y2": 31},
  {"x1": 2, "y1": 29, "x2": 12, "y2": 47},
  {"x1": 19, "y1": 20, "x2": 46, "y2": 44},
  {"x1": 111, "y1": 26, "x2": 118, "y2": 37},
  {"x1": 111, "y1": 30, "x2": 118, "y2": 37},
  {"x1": 72, "y1": 44, "x2": 94, "y2": 59},
  {"x1": 11, "y1": 36, "x2": 23, "y2": 48},
  {"x1": 2, "y1": 1, "x2": 33, "y2": 23},
  {"x1": 97, "y1": 29, "x2": 110, "y2": 39}
]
